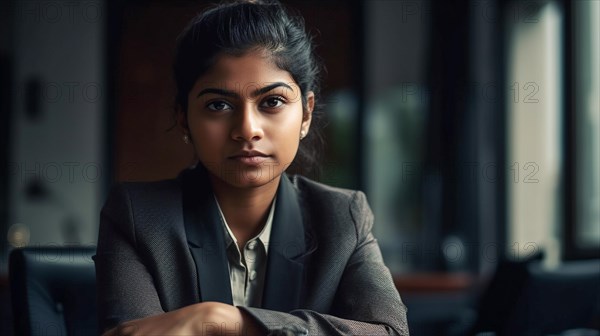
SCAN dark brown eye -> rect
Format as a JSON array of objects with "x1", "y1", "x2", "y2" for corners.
[
  {"x1": 261, "y1": 96, "x2": 285, "y2": 108},
  {"x1": 207, "y1": 100, "x2": 232, "y2": 111}
]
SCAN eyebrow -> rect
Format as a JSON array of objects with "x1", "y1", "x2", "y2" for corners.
[{"x1": 196, "y1": 82, "x2": 293, "y2": 99}]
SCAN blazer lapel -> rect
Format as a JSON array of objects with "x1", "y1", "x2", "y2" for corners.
[
  {"x1": 261, "y1": 174, "x2": 311, "y2": 312},
  {"x1": 182, "y1": 165, "x2": 313, "y2": 312},
  {"x1": 182, "y1": 165, "x2": 233, "y2": 305}
]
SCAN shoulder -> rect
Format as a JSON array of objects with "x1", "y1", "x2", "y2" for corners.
[
  {"x1": 291, "y1": 174, "x2": 360, "y2": 202},
  {"x1": 290, "y1": 175, "x2": 374, "y2": 236},
  {"x1": 101, "y1": 176, "x2": 182, "y2": 220},
  {"x1": 99, "y1": 176, "x2": 186, "y2": 248},
  {"x1": 292, "y1": 174, "x2": 370, "y2": 207}
]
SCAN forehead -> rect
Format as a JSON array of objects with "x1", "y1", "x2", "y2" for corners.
[{"x1": 195, "y1": 51, "x2": 298, "y2": 92}]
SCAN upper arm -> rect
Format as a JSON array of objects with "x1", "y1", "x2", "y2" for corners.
[
  {"x1": 93, "y1": 185, "x2": 164, "y2": 333},
  {"x1": 331, "y1": 190, "x2": 409, "y2": 332}
]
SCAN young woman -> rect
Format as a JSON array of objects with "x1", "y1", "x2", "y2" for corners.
[{"x1": 94, "y1": 1, "x2": 409, "y2": 335}]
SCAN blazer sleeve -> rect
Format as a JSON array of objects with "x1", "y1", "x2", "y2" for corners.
[
  {"x1": 239, "y1": 191, "x2": 410, "y2": 336},
  {"x1": 93, "y1": 184, "x2": 165, "y2": 334}
]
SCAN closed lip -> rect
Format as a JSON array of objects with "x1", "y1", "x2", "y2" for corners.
[
  {"x1": 228, "y1": 150, "x2": 271, "y2": 165},
  {"x1": 228, "y1": 150, "x2": 270, "y2": 159}
]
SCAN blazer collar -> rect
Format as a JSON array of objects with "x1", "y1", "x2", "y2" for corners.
[{"x1": 181, "y1": 164, "x2": 310, "y2": 311}]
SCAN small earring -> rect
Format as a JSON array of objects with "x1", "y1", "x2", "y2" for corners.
[
  {"x1": 300, "y1": 131, "x2": 306, "y2": 140},
  {"x1": 182, "y1": 134, "x2": 190, "y2": 144}
]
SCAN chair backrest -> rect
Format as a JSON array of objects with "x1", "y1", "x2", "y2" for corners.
[
  {"x1": 9, "y1": 247, "x2": 98, "y2": 336},
  {"x1": 471, "y1": 258, "x2": 600, "y2": 335},
  {"x1": 503, "y1": 259, "x2": 600, "y2": 335}
]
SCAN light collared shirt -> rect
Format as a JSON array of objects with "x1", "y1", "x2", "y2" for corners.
[{"x1": 214, "y1": 196, "x2": 275, "y2": 308}]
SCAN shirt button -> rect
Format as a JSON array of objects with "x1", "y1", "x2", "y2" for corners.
[
  {"x1": 247, "y1": 240, "x2": 257, "y2": 250},
  {"x1": 249, "y1": 270, "x2": 257, "y2": 281}
]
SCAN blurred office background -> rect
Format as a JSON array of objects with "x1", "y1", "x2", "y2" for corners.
[{"x1": 0, "y1": 0, "x2": 598, "y2": 335}]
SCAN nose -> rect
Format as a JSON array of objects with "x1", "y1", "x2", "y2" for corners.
[{"x1": 231, "y1": 104, "x2": 264, "y2": 142}]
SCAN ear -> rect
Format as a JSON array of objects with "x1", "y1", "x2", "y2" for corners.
[
  {"x1": 301, "y1": 91, "x2": 314, "y2": 135},
  {"x1": 176, "y1": 106, "x2": 189, "y2": 134}
]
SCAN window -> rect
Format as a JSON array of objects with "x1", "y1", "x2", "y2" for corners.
[
  {"x1": 572, "y1": 0, "x2": 600, "y2": 254},
  {"x1": 505, "y1": 1, "x2": 563, "y2": 264}
]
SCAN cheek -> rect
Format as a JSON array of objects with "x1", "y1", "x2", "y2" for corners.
[
  {"x1": 275, "y1": 104, "x2": 304, "y2": 130},
  {"x1": 272, "y1": 110, "x2": 303, "y2": 153},
  {"x1": 188, "y1": 119, "x2": 229, "y2": 152},
  {"x1": 196, "y1": 124, "x2": 225, "y2": 142}
]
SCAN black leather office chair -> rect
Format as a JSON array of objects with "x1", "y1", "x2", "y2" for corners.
[{"x1": 9, "y1": 247, "x2": 98, "y2": 336}]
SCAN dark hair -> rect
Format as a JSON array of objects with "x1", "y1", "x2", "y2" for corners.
[{"x1": 173, "y1": 0, "x2": 325, "y2": 175}]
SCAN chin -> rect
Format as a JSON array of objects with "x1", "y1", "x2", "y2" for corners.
[
  {"x1": 234, "y1": 177, "x2": 279, "y2": 189},
  {"x1": 209, "y1": 164, "x2": 283, "y2": 188}
]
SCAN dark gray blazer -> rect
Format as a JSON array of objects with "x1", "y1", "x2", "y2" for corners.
[{"x1": 94, "y1": 164, "x2": 409, "y2": 335}]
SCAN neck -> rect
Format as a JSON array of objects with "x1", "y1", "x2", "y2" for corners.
[{"x1": 209, "y1": 174, "x2": 281, "y2": 244}]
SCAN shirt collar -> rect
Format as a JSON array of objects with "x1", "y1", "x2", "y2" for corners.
[{"x1": 214, "y1": 195, "x2": 276, "y2": 255}]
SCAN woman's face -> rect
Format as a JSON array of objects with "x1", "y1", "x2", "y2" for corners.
[{"x1": 181, "y1": 50, "x2": 314, "y2": 189}]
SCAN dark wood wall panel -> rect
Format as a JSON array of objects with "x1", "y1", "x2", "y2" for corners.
[{"x1": 115, "y1": 0, "x2": 355, "y2": 182}]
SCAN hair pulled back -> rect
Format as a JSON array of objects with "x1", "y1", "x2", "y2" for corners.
[{"x1": 173, "y1": 0, "x2": 325, "y2": 174}]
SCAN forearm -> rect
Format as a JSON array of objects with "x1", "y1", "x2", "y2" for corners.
[
  {"x1": 240, "y1": 306, "x2": 407, "y2": 336},
  {"x1": 196, "y1": 302, "x2": 264, "y2": 336},
  {"x1": 103, "y1": 302, "x2": 264, "y2": 336}
]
